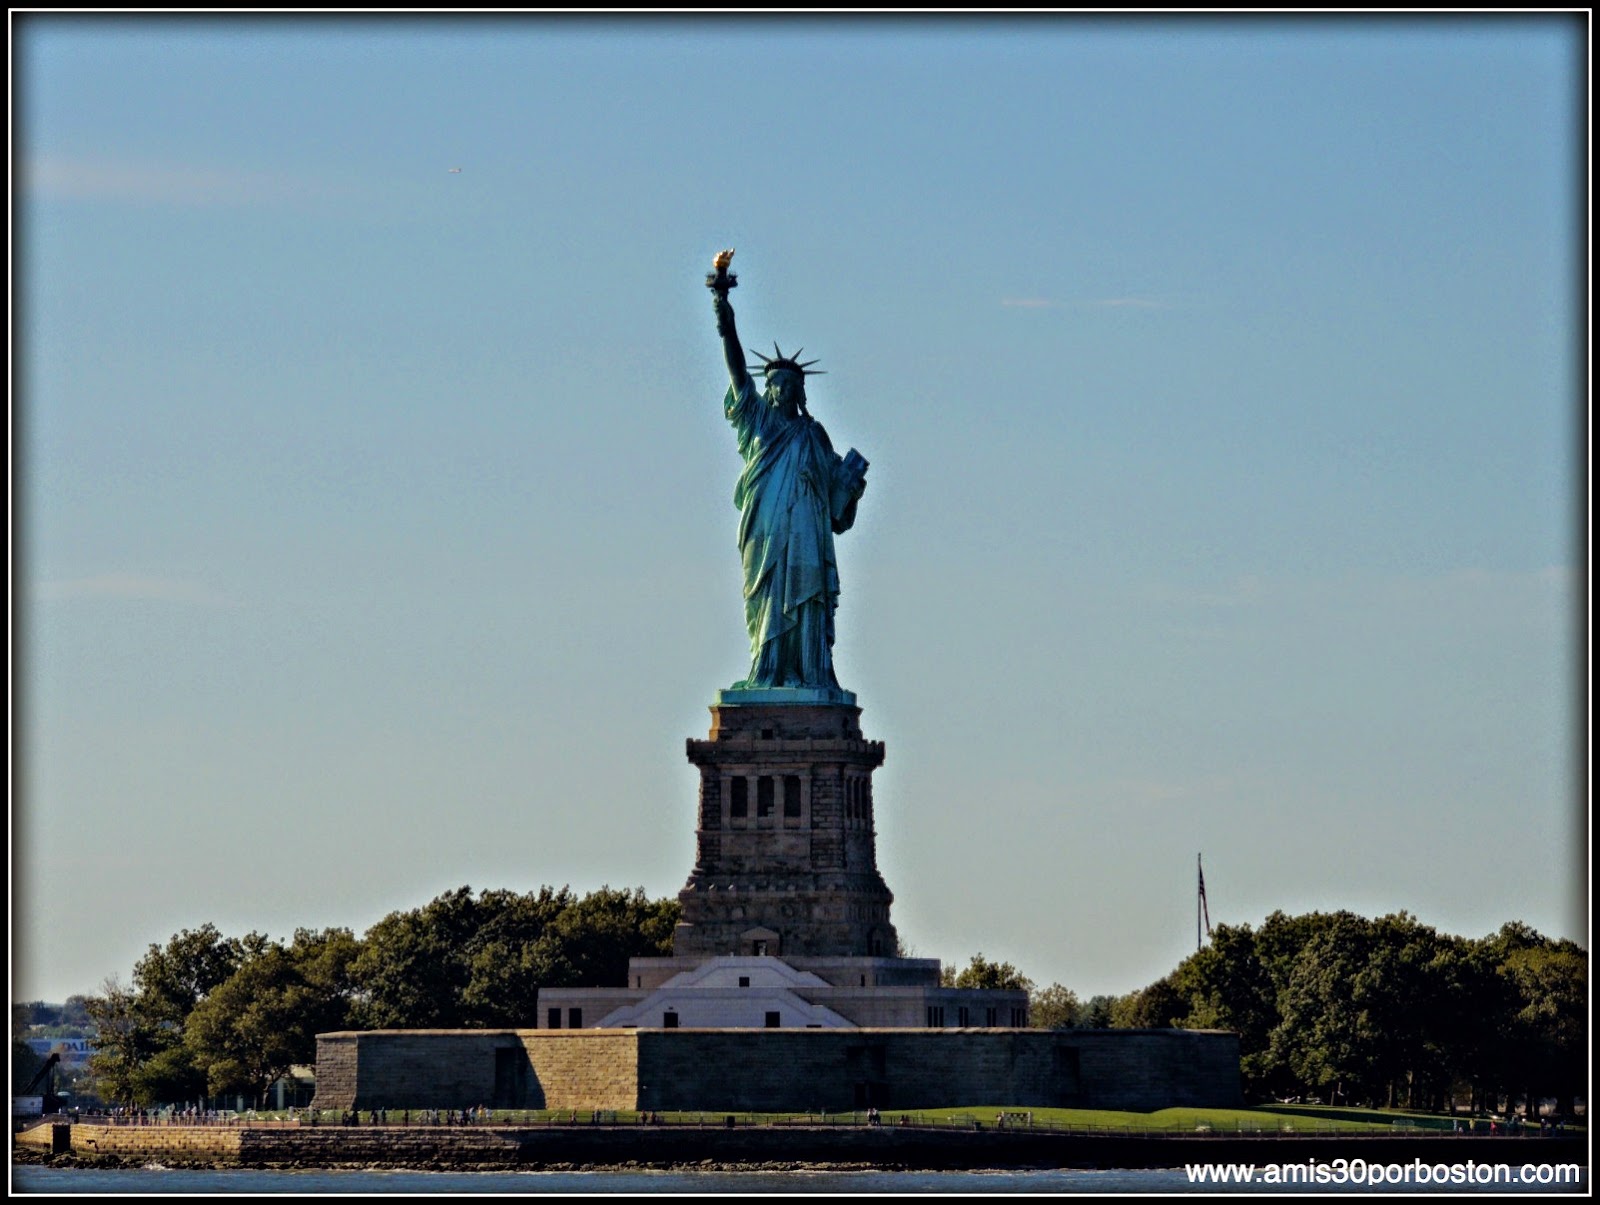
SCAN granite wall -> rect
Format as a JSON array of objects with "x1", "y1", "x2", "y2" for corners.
[{"x1": 313, "y1": 1027, "x2": 1242, "y2": 1113}]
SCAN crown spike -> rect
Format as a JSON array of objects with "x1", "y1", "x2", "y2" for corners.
[{"x1": 745, "y1": 341, "x2": 825, "y2": 378}]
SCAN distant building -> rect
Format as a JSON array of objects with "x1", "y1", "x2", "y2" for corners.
[
  {"x1": 270, "y1": 1065, "x2": 317, "y2": 1110},
  {"x1": 25, "y1": 1037, "x2": 93, "y2": 1068}
]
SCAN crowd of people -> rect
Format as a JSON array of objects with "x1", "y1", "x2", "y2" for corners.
[
  {"x1": 324, "y1": 1106, "x2": 494, "y2": 1126},
  {"x1": 93, "y1": 1106, "x2": 245, "y2": 1126}
]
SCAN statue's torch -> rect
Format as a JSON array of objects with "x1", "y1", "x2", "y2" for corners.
[{"x1": 705, "y1": 247, "x2": 738, "y2": 296}]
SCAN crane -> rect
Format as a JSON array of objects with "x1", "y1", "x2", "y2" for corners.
[{"x1": 21, "y1": 1050, "x2": 66, "y2": 1114}]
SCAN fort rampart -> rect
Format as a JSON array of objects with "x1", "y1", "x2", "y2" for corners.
[{"x1": 312, "y1": 1026, "x2": 1242, "y2": 1113}]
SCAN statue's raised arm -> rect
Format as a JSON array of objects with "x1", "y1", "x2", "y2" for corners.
[{"x1": 707, "y1": 248, "x2": 750, "y2": 393}]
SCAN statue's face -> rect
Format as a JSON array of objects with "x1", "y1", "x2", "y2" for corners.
[{"x1": 765, "y1": 369, "x2": 804, "y2": 417}]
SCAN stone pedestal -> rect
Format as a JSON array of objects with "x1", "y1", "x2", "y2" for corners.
[{"x1": 674, "y1": 698, "x2": 898, "y2": 959}]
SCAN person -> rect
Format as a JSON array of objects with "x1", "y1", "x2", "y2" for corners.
[{"x1": 708, "y1": 249, "x2": 868, "y2": 691}]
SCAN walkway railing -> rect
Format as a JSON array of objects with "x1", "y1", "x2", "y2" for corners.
[{"x1": 40, "y1": 1108, "x2": 1574, "y2": 1139}]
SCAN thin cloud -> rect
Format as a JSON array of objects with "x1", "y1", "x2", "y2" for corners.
[
  {"x1": 36, "y1": 574, "x2": 233, "y2": 606},
  {"x1": 1163, "y1": 574, "x2": 1269, "y2": 610},
  {"x1": 1091, "y1": 295, "x2": 1170, "y2": 310},
  {"x1": 1100, "y1": 771, "x2": 1255, "y2": 810},
  {"x1": 1151, "y1": 565, "x2": 1573, "y2": 622},
  {"x1": 999, "y1": 295, "x2": 1177, "y2": 311},
  {"x1": 22, "y1": 152, "x2": 341, "y2": 210}
]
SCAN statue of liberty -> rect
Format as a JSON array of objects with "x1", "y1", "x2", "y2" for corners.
[{"x1": 706, "y1": 249, "x2": 869, "y2": 695}]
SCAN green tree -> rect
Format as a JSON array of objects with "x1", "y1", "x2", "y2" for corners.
[
  {"x1": 83, "y1": 977, "x2": 180, "y2": 1107},
  {"x1": 285, "y1": 926, "x2": 362, "y2": 1037},
  {"x1": 86, "y1": 923, "x2": 359, "y2": 1108},
  {"x1": 351, "y1": 885, "x2": 679, "y2": 1030},
  {"x1": 12, "y1": 1040, "x2": 47, "y2": 1093},
  {"x1": 946, "y1": 953, "x2": 1034, "y2": 992},
  {"x1": 1254, "y1": 910, "x2": 1330, "y2": 997},
  {"x1": 350, "y1": 886, "x2": 488, "y2": 1029},
  {"x1": 1109, "y1": 977, "x2": 1184, "y2": 1028},
  {"x1": 1166, "y1": 922, "x2": 1285, "y2": 1098},
  {"x1": 134, "y1": 1042, "x2": 208, "y2": 1106},
  {"x1": 132, "y1": 924, "x2": 254, "y2": 1026},
  {"x1": 80, "y1": 924, "x2": 262, "y2": 1105},
  {"x1": 1080, "y1": 994, "x2": 1117, "y2": 1029},
  {"x1": 15, "y1": 1001, "x2": 48, "y2": 1029},
  {"x1": 12, "y1": 1002, "x2": 36, "y2": 1046},
  {"x1": 184, "y1": 939, "x2": 342, "y2": 1108},
  {"x1": 1028, "y1": 983, "x2": 1082, "y2": 1029},
  {"x1": 1051, "y1": 909, "x2": 1584, "y2": 1111},
  {"x1": 1268, "y1": 911, "x2": 1397, "y2": 1105},
  {"x1": 1390, "y1": 931, "x2": 1492, "y2": 1112},
  {"x1": 1361, "y1": 912, "x2": 1452, "y2": 1108},
  {"x1": 536, "y1": 886, "x2": 679, "y2": 991},
  {"x1": 460, "y1": 888, "x2": 585, "y2": 1025},
  {"x1": 1500, "y1": 939, "x2": 1586, "y2": 1119}
]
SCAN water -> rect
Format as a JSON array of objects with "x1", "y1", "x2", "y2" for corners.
[{"x1": 10, "y1": 1165, "x2": 1588, "y2": 1194}]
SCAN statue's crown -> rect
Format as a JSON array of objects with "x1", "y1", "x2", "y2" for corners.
[{"x1": 748, "y1": 343, "x2": 825, "y2": 379}]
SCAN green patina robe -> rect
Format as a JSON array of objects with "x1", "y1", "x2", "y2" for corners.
[{"x1": 726, "y1": 377, "x2": 863, "y2": 689}]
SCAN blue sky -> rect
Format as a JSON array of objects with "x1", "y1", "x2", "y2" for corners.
[{"x1": 13, "y1": 15, "x2": 1585, "y2": 1005}]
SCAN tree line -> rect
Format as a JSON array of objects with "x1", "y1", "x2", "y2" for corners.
[
  {"x1": 65, "y1": 890, "x2": 1582, "y2": 1120},
  {"x1": 78, "y1": 885, "x2": 676, "y2": 1109},
  {"x1": 1010, "y1": 911, "x2": 1585, "y2": 1118}
]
